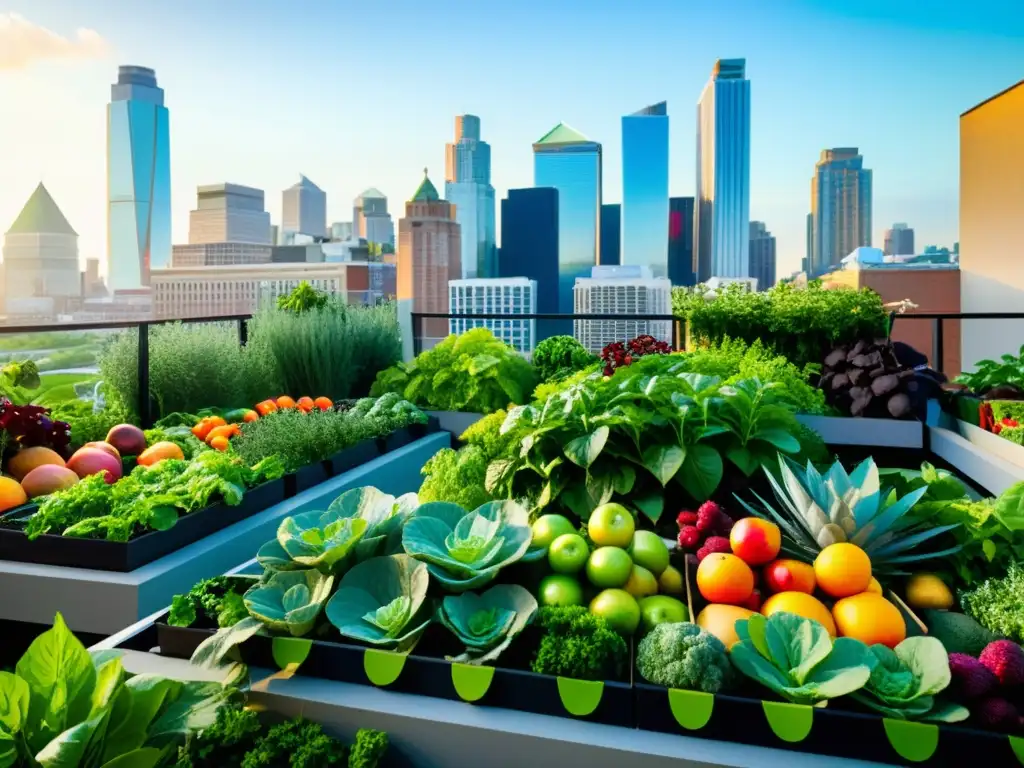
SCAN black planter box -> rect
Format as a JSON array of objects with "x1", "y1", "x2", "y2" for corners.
[
  {"x1": 634, "y1": 683, "x2": 1021, "y2": 767},
  {"x1": 157, "y1": 617, "x2": 633, "y2": 728},
  {"x1": 0, "y1": 477, "x2": 287, "y2": 572}
]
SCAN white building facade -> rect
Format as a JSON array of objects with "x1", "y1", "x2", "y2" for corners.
[
  {"x1": 449, "y1": 277, "x2": 537, "y2": 355},
  {"x1": 572, "y1": 265, "x2": 672, "y2": 354}
]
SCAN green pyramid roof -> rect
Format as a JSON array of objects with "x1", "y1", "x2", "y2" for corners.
[
  {"x1": 411, "y1": 169, "x2": 440, "y2": 202},
  {"x1": 7, "y1": 183, "x2": 77, "y2": 236},
  {"x1": 534, "y1": 122, "x2": 591, "y2": 147}
]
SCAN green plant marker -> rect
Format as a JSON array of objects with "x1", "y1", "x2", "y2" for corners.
[
  {"x1": 882, "y1": 719, "x2": 939, "y2": 763},
  {"x1": 1007, "y1": 735, "x2": 1023, "y2": 765},
  {"x1": 363, "y1": 648, "x2": 406, "y2": 686},
  {"x1": 761, "y1": 701, "x2": 813, "y2": 743},
  {"x1": 271, "y1": 637, "x2": 312, "y2": 670},
  {"x1": 556, "y1": 677, "x2": 603, "y2": 717},
  {"x1": 667, "y1": 688, "x2": 714, "y2": 730},
  {"x1": 451, "y1": 663, "x2": 495, "y2": 702}
]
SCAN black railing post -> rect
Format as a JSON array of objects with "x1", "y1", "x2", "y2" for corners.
[
  {"x1": 238, "y1": 317, "x2": 249, "y2": 347},
  {"x1": 138, "y1": 322, "x2": 152, "y2": 429},
  {"x1": 932, "y1": 317, "x2": 945, "y2": 374},
  {"x1": 412, "y1": 314, "x2": 422, "y2": 357}
]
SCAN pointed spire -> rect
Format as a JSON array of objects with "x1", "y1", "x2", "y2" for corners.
[
  {"x1": 6, "y1": 183, "x2": 77, "y2": 236},
  {"x1": 411, "y1": 168, "x2": 440, "y2": 202}
]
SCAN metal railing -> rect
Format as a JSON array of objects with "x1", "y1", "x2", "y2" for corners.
[{"x1": 889, "y1": 312, "x2": 1024, "y2": 376}]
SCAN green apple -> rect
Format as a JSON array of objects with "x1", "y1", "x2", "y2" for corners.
[
  {"x1": 657, "y1": 564, "x2": 685, "y2": 596},
  {"x1": 531, "y1": 514, "x2": 576, "y2": 550},
  {"x1": 548, "y1": 533, "x2": 589, "y2": 574},
  {"x1": 585, "y1": 546, "x2": 633, "y2": 588},
  {"x1": 587, "y1": 502, "x2": 635, "y2": 547},
  {"x1": 639, "y1": 595, "x2": 688, "y2": 633},
  {"x1": 538, "y1": 574, "x2": 584, "y2": 607},
  {"x1": 629, "y1": 530, "x2": 671, "y2": 576},
  {"x1": 590, "y1": 589, "x2": 641, "y2": 635},
  {"x1": 624, "y1": 564, "x2": 658, "y2": 598}
]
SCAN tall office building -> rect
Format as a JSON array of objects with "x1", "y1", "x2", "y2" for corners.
[
  {"x1": 748, "y1": 221, "x2": 777, "y2": 291},
  {"x1": 600, "y1": 204, "x2": 621, "y2": 266},
  {"x1": 107, "y1": 65, "x2": 171, "y2": 291},
  {"x1": 622, "y1": 101, "x2": 669, "y2": 277},
  {"x1": 806, "y1": 213, "x2": 813, "y2": 274},
  {"x1": 695, "y1": 59, "x2": 751, "y2": 282},
  {"x1": 397, "y1": 170, "x2": 461, "y2": 348},
  {"x1": 449, "y1": 277, "x2": 537, "y2": 355},
  {"x1": 188, "y1": 184, "x2": 271, "y2": 245},
  {"x1": 500, "y1": 188, "x2": 559, "y2": 315},
  {"x1": 4, "y1": 183, "x2": 81, "y2": 314},
  {"x1": 282, "y1": 175, "x2": 327, "y2": 238},
  {"x1": 445, "y1": 114, "x2": 497, "y2": 279},
  {"x1": 810, "y1": 148, "x2": 872, "y2": 274},
  {"x1": 884, "y1": 223, "x2": 915, "y2": 257},
  {"x1": 533, "y1": 123, "x2": 602, "y2": 313},
  {"x1": 669, "y1": 197, "x2": 695, "y2": 286},
  {"x1": 330, "y1": 221, "x2": 354, "y2": 241},
  {"x1": 353, "y1": 188, "x2": 394, "y2": 248},
  {"x1": 573, "y1": 265, "x2": 672, "y2": 354}
]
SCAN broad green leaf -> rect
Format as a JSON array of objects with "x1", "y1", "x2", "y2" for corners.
[
  {"x1": 563, "y1": 427, "x2": 609, "y2": 469},
  {"x1": 34, "y1": 710, "x2": 109, "y2": 768},
  {"x1": 726, "y1": 445, "x2": 759, "y2": 475},
  {"x1": 632, "y1": 492, "x2": 665, "y2": 526},
  {"x1": 754, "y1": 428, "x2": 802, "y2": 453},
  {"x1": 678, "y1": 444, "x2": 724, "y2": 502},
  {"x1": 190, "y1": 617, "x2": 264, "y2": 669},
  {"x1": 642, "y1": 443, "x2": 685, "y2": 486},
  {"x1": 98, "y1": 747, "x2": 164, "y2": 768},
  {"x1": 0, "y1": 731, "x2": 16, "y2": 768},
  {"x1": 101, "y1": 677, "x2": 180, "y2": 759},
  {"x1": 147, "y1": 681, "x2": 235, "y2": 740},
  {"x1": 0, "y1": 672, "x2": 29, "y2": 735}
]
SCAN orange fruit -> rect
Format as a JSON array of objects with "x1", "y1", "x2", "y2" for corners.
[
  {"x1": 7, "y1": 447, "x2": 65, "y2": 481},
  {"x1": 729, "y1": 517, "x2": 781, "y2": 566},
  {"x1": 832, "y1": 592, "x2": 906, "y2": 648},
  {"x1": 313, "y1": 396, "x2": 333, "y2": 411},
  {"x1": 276, "y1": 395, "x2": 297, "y2": 410},
  {"x1": 209, "y1": 436, "x2": 230, "y2": 451},
  {"x1": 242, "y1": 410, "x2": 259, "y2": 423},
  {"x1": 137, "y1": 441, "x2": 185, "y2": 467},
  {"x1": 761, "y1": 591, "x2": 837, "y2": 636},
  {"x1": 0, "y1": 476, "x2": 28, "y2": 512},
  {"x1": 255, "y1": 400, "x2": 278, "y2": 416},
  {"x1": 814, "y1": 542, "x2": 872, "y2": 598},
  {"x1": 763, "y1": 559, "x2": 817, "y2": 594},
  {"x1": 206, "y1": 424, "x2": 239, "y2": 443},
  {"x1": 866, "y1": 577, "x2": 883, "y2": 595},
  {"x1": 695, "y1": 604, "x2": 755, "y2": 649},
  {"x1": 296, "y1": 396, "x2": 315, "y2": 412},
  {"x1": 696, "y1": 553, "x2": 755, "y2": 605}
]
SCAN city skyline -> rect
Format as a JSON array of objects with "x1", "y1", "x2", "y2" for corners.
[{"x1": 2, "y1": 1, "x2": 1022, "y2": 278}]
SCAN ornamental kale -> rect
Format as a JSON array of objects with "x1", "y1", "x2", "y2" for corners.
[
  {"x1": 438, "y1": 584, "x2": 538, "y2": 664},
  {"x1": 529, "y1": 606, "x2": 628, "y2": 681}
]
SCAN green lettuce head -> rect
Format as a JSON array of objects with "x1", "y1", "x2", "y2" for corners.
[
  {"x1": 438, "y1": 584, "x2": 538, "y2": 665},
  {"x1": 402, "y1": 500, "x2": 533, "y2": 591},
  {"x1": 243, "y1": 569, "x2": 334, "y2": 636}
]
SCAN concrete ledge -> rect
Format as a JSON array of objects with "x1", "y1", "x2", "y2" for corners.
[
  {"x1": 796, "y1": 415, "x2": 923, "y2": 449},
  {"x1": 0, "y1": 432, "x2": 450, "y2": 635},
  {"x1": 928, "y1": 425, "x2": 1024, "y2": 496},
  {"x1": 426, "y1": 410, "x2": 485, "y2": 438}
]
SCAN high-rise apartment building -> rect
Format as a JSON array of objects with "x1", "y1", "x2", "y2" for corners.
[
  {"x1": 499, "y1": 188, "x2": 559, "y2": 316},
  {"x1": 810, "y1": 148, "x2": 872, "y2": 274},
  {"x1": 189, "y1": 184, "x2": 271, "y2": 245},
  {"x1": 806, "y1": 213, "x2": 813, "y2": 274},
  {"x1": 330, "y1": 221, "x2": 354, "y2": 241},
  {"x1": 622, "y1": 101, "x2": 669, "y2": 277},
  {"x1": 573, "y1": 265, "x2": 672, "y2": 354},
  {"x1": 749, "y1": 221, "x2": 777, "y2": 291},
  {"x1": 534, "y1": 123, "x2": 602, "y2": 313},
  {"x1": 695, "y1": 59, "x2": 751, "y2": 282},
  {"x1": 3, "y1": 183, "x2": 81, "y2": 314},
  {"x1": 282, "y1": 175, "x2": 327, "y2": 238},
  {"x1": 600, "y1": 204, "x2": 621, "y2": 266},
  {"x1": 883, "y1": 223, "x2": 915, "y2": 257},
  {"x1": 445, "y1": 114, "x2": 497, "y2": 279},
  {"x1": 353, "y1": 188, "x2": 394, "y2": 248},
  {"x1": 107, "y1": 65, "x2": 171, "y2": 291},
  {"x1": 397, "y1": 170, "x2": 462, "y2": 348},
  {"x1": 449, "y1": 277, "x2": 537, "y2": 355},
  {"x1": 669, "y1": 197, "x2": 695, "y2": 286}
]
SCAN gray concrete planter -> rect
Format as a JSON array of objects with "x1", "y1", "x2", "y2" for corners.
[{"x1": 426, "y1": 410, "x2": 486, "y2": 438}]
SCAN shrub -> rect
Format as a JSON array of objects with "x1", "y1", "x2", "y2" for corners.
[
  {"x1": 371, "y1": 327, "x2": 538, "y2": 413},
  {"x1": 247, "y1": 300, "x2": 401, "y2": 401},
  {"x1": 673, "y1": 281, "x2": 888, "y2": 367},
  {"x1": 532, "y1": 335, "x2": 596, "y2": 382}
]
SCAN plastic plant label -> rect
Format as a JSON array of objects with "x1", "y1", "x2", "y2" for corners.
[
  {"x1": 761, "y1": 701, "x2": 813, "y2": 743},
  {"x1": 451, "y1": 663, "x2": 495, "y2": 702},
  {"x1": 668, "y1": 688, "x2": 714, "y2": 731},
  {"x1": 271, "y1": 637, "x2": 312, "y2": 671},
  {"x1": 882, "y1": 719, "x2": 939, "y2": 763},
  {"x1": 1007, "y1": 734, "x2": 1023, "y2": 765},
  {"x1": 363, "y1": 648, "x2": 406, "y2": 686},
  {"x1": 556, "y1": 677, "x2": 603, "y2": 717}
]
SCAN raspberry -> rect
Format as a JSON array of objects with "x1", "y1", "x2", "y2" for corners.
[
  {"x1": 695, "y1": 501, "x2": 722, "y2": 532},
  {"x1": 677, "y1": 525, "x2": 700, "y2": 549},
  {"x1": 716, "y1": 513, "x2": 735, "y2": 535},
  {"x1": 696, "y1": 535, "x2": 731, "y2": 561},
  {"x1": 676, "y1": 510, "x2": 698, "y2": 527}
]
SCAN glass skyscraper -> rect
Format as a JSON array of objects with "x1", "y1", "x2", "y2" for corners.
[
  {"x1": 500, "y1": 187, "x2": 559, "y2": 316},
  {"x1": 669, "y1": 196, "x2": 695, "y2": 286},
  {"x1": 107, "y1": 65, "x2": 171, "y2": 291},
  {"x1": 622, "y1": 102, "x2": 669, "y2": 277},
  {"x1": 445, "y1": 115, "x2": 497, "y2": 279},
  {"x1": 695, "y1": 59, "x2": 751, "y2": 282},
  {"x1": 600, "y1": 204, "x2": 620, "y2": 266},
  {"x1": 533, "y1": 123, "x2": 602, "y2": 314},
  {"x1": 810, "y1": 148, "x2": 873, "y2": 275}
]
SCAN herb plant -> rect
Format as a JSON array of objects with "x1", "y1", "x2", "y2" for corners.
[
  {"x1": 169, "y1": 576, "x2": 252, "y2": 628},
  {"x1": 276, "y1": 281, "x2": 330, "y2": 314},
  {"x1": 956, "y1": 345, "x2": 1024, "y2": 394},
  {"x1": 529, "y1": 606, "x2": 628, "y2": 681},
  {"x1": 531, "y1": 335, "x2": 596, "y2": 383},
  {"x1": 960, "y1": 562, "x2": 1024, "y2": 643}
]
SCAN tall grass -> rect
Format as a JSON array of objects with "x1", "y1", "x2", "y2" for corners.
[{"x1": 247, "y1": 300, "x2": 401, "y2": 400}]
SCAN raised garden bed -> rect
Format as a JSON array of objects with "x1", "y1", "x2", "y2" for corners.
[{"x1": 425, "y1": 411, "x2": 485, "y2": 438}]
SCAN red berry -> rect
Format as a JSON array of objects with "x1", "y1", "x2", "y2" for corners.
[
  {"x1": 676, "y1": 510, "x2": 698, "y2": 527},
  {"x1": 696, "y1": 535, "x2": 731, "y2": 562},
  {"x1": 695, "y1": 502, "x2": 720, "y2": 532},
  {"x1": 677, "y1": 525, "x2": 701, "y2": 549}
]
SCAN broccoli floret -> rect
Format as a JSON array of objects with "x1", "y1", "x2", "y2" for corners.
[
  {"x1": 347, "y1": 729, "x2": 388, "y2": 768},
  {"x1": 636, "y1": 622, "x2": 735, "y2": 693},
  {"x1": 529, "y1": 606, "x2": 628, "y2": 681}
]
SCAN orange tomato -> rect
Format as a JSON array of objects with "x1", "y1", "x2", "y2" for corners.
[
  {"x1": 191, "y1": 420, "x2": 213, "y2": 440},
  {"x1": 242, "y1": 409, "x2": 259, "y2": 423},
  {"x1": 276, "y1": 395, "x2": 297, "y2": 410},
  {"x1": 206, "y1": 424, "x2": 240, "y2": 443},
  {"x1": 209, "y1": 435, "x2": 230, "y2": 451},
  {"x1": 255, "y1": 400, "x2": 278, "y2": 416},
  {"x1": 296, "y1": 396, "x2": 315, "y2": 412},
  {"x1": 206, "y1": 416, "x2": 227, "y2": 428},
  {"x1": 313, "y1": 396, "x2": 333, "y2": 411}
]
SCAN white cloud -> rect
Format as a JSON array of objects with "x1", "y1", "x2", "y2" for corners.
[{"x1": 0, "y1": 13, "x2": 110, "y2": 71}]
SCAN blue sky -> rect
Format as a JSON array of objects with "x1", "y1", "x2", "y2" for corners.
[{"x1": 1, "y1": 0, "x2": 1022, "y2": 277}]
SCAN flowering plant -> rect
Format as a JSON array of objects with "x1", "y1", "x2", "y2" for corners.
[
  {"x1": 600, "y1": 335, "x2": 671, "y2": 376},
  {"x1": 0, "y1": 398, "x2": 72, "y2": 461}
]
